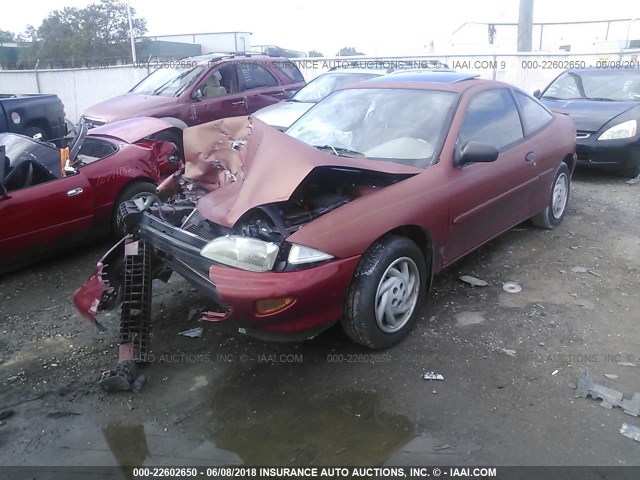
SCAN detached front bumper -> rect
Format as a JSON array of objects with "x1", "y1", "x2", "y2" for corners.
[
  {"x1": 576, "y1": 134, "x2": 640, "y2": 170},
  {"x1": 74, "y1": 209, "x2": 360, "y2": 337}
]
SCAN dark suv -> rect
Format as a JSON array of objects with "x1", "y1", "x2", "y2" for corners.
[{"x1": 81, "y1": 54, "x2": 305, "y2": 146}]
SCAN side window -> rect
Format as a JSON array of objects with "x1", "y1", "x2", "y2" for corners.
[
  {"x1": 237, "y1": 63, "x2": 279, "y2": 91},
  {"x1": 274, "y1": 61, "x2": 305, "y2": 82},
  {"x1": 459, "y1": 89, "x2": 524, "y2": 150},
  {"x1": 200, "y1": 65, "x2": 237, "y2": 98},
  {"x1": 515, "y1": 91, "x2": 553, "y2": 135}
]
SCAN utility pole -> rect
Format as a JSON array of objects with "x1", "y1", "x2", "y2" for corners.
[
  {"x1": 127, "y1": 0, "x2": 137, "y2": 63},
  {"x1": 517, "y1": 0, "x2": 534, "y2": 52}
]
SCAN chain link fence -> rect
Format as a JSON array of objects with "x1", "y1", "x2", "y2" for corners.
[{"x1": 1, "y1": 50, "x2": 639, "y2": 123}]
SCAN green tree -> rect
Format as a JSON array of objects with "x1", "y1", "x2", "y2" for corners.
[
  {"x1": 0, "y1": 29, "x2": 15, "y2": 42},
  {"x1": 19, "y1": 0, "x2": 147, "y2": 67},
  {"x1": 307, "y1": 50, "x2": 324, "y2": 57},
  {"x1": 336, "y1": 47, "x2": 365, "y2": 56}
]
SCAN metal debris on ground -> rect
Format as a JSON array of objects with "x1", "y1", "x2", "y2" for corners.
[
  {"x1": 604, "y1": 374, "x2": 619, "y2": 379},
  {"x1": 552, "y1": 369, "x2": 559, "y2": 376},
  {"x1": 433, "y1": 444, "x2": 452, "y2": 451},
  {"x1": 574, "y1": 369, "x2": 640, "y2": 416},
  {"x1": 502, "y1": 282, "x2": 522, "y2": 293},
  {"x1": 0, "y1": 410, "x2": 14, "y2": 421},
  {"x1": 618, "y1": 361, "x2": 637, "y2": 367},
  {"x1": 620, "y1": 423, "x2": 640, "y2": 442},
  {"x1": 571, "y1": 266, "x2": 588, "y2": 273},
  {"x1": 179, "y1": 327, "x2": 204, "y2": 338},
  {"x1": 501, "y1": 348, "x2": 517, "y2": 357},
  {"x1": 588, "y1": 270, "x2": 602, "y2": 277},
  {"x1": 423, "y1": 372, "x2": 445, "y2": 381},
  {"x1": 459, "y1": 275, "x2": 488, "y2": 287}
]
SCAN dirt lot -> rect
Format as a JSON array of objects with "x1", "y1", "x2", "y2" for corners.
[{"x1": 1, "y1": 170, "x2": 639, "y2": 469}]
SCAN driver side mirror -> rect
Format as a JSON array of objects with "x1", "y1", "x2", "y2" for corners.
[
  {"x1": 455, "y1": 141, "x2": 499, "y2": 167},
  {"x1": 533, "y1": 89, "x2": 542, "y2": 99},
  {"x1": 192, "y1": 89, "x2": 203, "y2": 101}
]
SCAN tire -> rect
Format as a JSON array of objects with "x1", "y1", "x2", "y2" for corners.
[
  {"x1": 23, "y1": 126, "x2": 47, "y2": 140},
  {"x1": 621, "y1": 156, "x2": 640, "y2": 179},
  {"x1": 342, "y1": 235, "x2": 427, "y2": 349},
  {"x1": 531, "y1": 162, "x2": 571, "y2": 229},
  {"x1": 112, "y1": 181, "x2": 159, "y2": 237}
]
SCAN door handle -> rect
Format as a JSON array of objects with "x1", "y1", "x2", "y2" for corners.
[
  {"x1": 67, "y1": 188, "x2": 83, "y2": 197},
  {"x1": 231, "y1": 100, "x2": 246, "y2": 106},
  {"x1": 525, "y1": 152, "x2": 536, "y2": 162}
]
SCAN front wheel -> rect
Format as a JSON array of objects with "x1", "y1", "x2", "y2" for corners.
[
  {"x1": 342, "y1": 235, "x2": 427, "y2": 349},
  {"x1": 531, "y1": 162, "x2": 571, "y2": 229},
  {"x1": 112, "y1": 182, "x2": 159, "y2": 237}
]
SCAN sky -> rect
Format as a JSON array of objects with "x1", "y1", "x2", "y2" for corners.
[{"x1": 1, "y1": 0, "x2": 639, "y2": 56}]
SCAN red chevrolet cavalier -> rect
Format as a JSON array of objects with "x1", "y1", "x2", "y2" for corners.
[{"x1": 75, "y1": 72, "x2": 576, "y2": 354}]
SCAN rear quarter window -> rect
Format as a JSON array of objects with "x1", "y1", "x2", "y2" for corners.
[
  {"x1": 274, "y1": 60, "x2": 305, "y2": 83},
  {"x1": 515, "y1": 91, "x2": 553, "y2": 135}
]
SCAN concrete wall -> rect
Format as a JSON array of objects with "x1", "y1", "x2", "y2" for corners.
[{"x1": 1, "y1": 50, "x2": 638, "y2": 123}]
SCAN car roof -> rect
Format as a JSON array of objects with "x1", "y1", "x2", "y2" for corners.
[
  {"x1": 347, "y1": 72, "x2": 507, "y2": 93},
  {"x1": 186, "y1": 53, "x2": 288, "y2": 64},
  {"x1": 368, "y1": 70, "x2": 479, "y2": 84},
  {"x1": 321, "y1": 68, "x2": 387, "y2": 75}
]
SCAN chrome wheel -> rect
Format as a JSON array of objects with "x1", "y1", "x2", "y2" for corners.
[
  {"x1": 130, "y1": 192, "x2": 161, "y2": 210},
  {"x1": 551, "y1": 173, "x2": 568, "y2": 219},
  {"x1": 374, "y1": 257, "x2": 420, "y2": 333}
]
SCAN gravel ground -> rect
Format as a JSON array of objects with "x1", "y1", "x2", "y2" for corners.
[{"x1": 0, "y1": 169, "x2": 639, "y2": 468}]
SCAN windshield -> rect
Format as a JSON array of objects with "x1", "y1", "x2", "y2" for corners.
[
  {"x1": 542, "y1": 70, "x2": 640, "y2": 102},
  {"x1": 286, "y1": 88, "x2": 457, "y2": 167},
  {"x1": 131, "y1": 65, "x2": 206, "y2": 97},
  {"x1": 291, "y1": 73, "x2": 380, "y2": 103},
  {"x1": 0, "y1": 133, "x2": 60, "y2": 177}
]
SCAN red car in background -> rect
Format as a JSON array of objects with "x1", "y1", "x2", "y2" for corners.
[{"x1": 0, "y1": 118, "x2": 181, "y2": 274}]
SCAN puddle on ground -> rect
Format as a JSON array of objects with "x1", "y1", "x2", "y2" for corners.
[{"x1": 27, "y1": 363, "x2": 417, "y2": 468}]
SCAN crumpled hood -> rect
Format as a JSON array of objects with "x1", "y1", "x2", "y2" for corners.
[
  {"x1": 252, "y1": 101, "x2": 314, "y2": 130},
  {"x1": 183, "y1": 116, "x2": 423, "y2": 228},
  {"x1": 542, "y1": 98, "x2": 639, "y2": 132},
  {"x1": 88, "y1": 117, "x2": 175, "y2": 144}
]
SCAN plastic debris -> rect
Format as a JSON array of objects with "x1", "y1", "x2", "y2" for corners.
[
  {"x1": 502, "y1": 282, "x2": 522, "y2": 293},
  {"x1": 501, "y1": 349, "x2": 517, "y2": 357},
  {"x1": 459, "y1": 275, "x2": 488, "y2": 287},
  {"x1": 588, "y1": 270, "x2": 602, "y2": 277},
  {"x1": 620, "y1": 423, "x2": 640, "y2": 442},
  {"x1": 574, "y1": 369, "x2": 640, "y2": 416},
  {"x1": 618, "y1": 361, "x2": 637, "y2": 367},
  {"x1": 571, "y1": 266, "x2": 588, "y2": 273},
  {"x1": 604, "y1": 374, "x2": 619, "y2": 380},
  {"x1": 552, "y1": 369, "x2": 559, "y2": 376},
  {"x1": 179, "y1": 327, "x2": 204, "y2": 338},
  {"x1": 423, "y1": 372, "x2": 445, "y2": 381}
]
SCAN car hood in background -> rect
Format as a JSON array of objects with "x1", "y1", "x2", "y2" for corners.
[
  {"x1": 88, "y1": 117, "x2": 175, "y2": 144},
  {"x1": 542, "y1": 98, "x2": 639, "y2": 132},
  {"x1": 82, "y1": 93, "x2": 178, "y2": 123},
  {"x1": 182, "y1": 116, "x2": 422, "y2": 228},
  {"x1": 252, "y1": 101, "x2": 315, "y2": 130}
]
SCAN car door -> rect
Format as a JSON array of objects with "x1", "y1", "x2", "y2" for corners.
[
  {"x1": 189, "y1": 64, "x2": 248, "y2": 125},
  {"x1": 445, "y1": 88, "x2": 540, "y2": 264},
  {"x1": 237, "y1": 61, "x2": 288, "y2": 113},
  {"x1": 0, "y1": 168, "x2": 94, "y2": 266}
]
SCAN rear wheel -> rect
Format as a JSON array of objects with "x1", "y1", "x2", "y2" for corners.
[
  {"x1": 112, "y1": 182, "x2": 159, "y2": 237},
  {"x1": 342, "y1": 235, "x2": 426, "y2": 349},
  {"x1": 621, "y1": 156, "x2": 640, "y2": 179},
  {"x1": 531, "y1": 162, "x2": 570, "y2": 229}
]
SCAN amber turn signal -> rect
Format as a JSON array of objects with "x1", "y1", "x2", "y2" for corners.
[{"x1": 255, "y1": 297, "x2": 295, "y2": 315}]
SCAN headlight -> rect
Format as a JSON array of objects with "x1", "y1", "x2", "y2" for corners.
[
  {"x1": 200, "y1": 236, "x2": 279, "y2": 272},
  {"x1": 598, "y1": 119, "x2": 637, "y2": 140},
  {"x1": 288, "y1": 243, "x2": 334, "y2": 265}
]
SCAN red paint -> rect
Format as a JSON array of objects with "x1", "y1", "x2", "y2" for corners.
[{"x1": 209, "y1": 256, "x2": 361, "y2": 333}]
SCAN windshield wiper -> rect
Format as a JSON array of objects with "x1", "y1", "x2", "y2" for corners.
[{"x1": 313, "y1": 145, "x2": 364, "y2": 157}]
